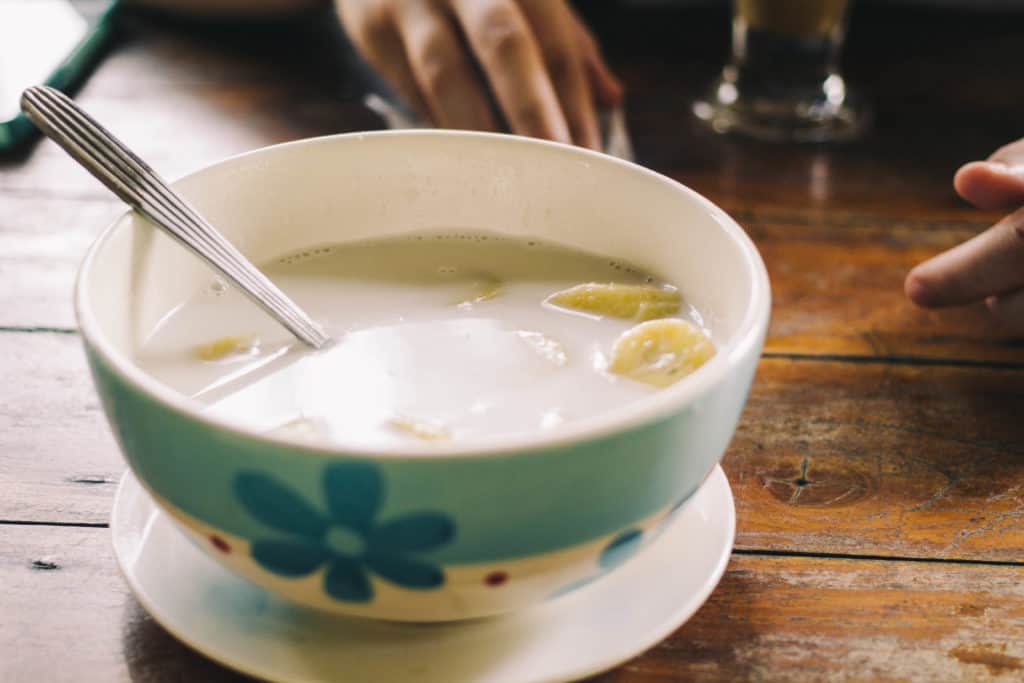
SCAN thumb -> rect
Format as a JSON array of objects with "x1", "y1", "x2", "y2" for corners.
[{"x1": 954, "y1": 138, "x2": 1024, "y2": 211}]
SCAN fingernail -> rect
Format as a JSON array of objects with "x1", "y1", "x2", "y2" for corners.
[{"x1": 987, "y1": 161, "x2": 1024, "y2": 178}]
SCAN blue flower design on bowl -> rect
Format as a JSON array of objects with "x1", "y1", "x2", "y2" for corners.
[
  {"x1": 547, "y1": 527, "x2": 645, "y2": 601},
  {"x1": 234, "y1": 462, "x2": 455, "y2": 602}
]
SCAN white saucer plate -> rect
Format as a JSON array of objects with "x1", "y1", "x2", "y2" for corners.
[{"x1": 111, "y1": 466, "x2": 735, "y2": 683}]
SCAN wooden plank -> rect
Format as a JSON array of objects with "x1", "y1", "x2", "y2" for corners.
[
  {"x1": 3, "y1": 332, "x2": 1024, "y2": 564},
  {"x1": 3, "y1": 524, "x2": 1023, "y2": 682},
  {"x1": 754, "y1": 223, "x2": 1024, "y2": 362},
  {"x1": 0, "y1": 332, "x2": 124, "y2": 523},
  {"x1": 0, "y1": 196, "x2": 118, "y2": 329},
  {"x1": 598, "y1": 553, "x2": 1024, "y2": 683},
  {"x1": 728, "y1": 358, "x2": 1024, "y2": 563},
  {"x1": 0, "y1": 525, "x2": 242, "y2": 682}
]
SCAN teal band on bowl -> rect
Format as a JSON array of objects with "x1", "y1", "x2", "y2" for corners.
[{"x1": 88, "y1": 345, "x2": 745, "y2": 565}]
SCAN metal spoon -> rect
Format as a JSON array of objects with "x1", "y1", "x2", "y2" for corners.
[{"x1": 20, "y1": 85, "x2": 329, "y2": 349}]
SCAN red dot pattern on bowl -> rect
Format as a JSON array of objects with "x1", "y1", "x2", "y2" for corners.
[
  {"x1": 210, "y1": 535, "x2": 231, "y2": 554},
  {"x1": 484, "y1": 571, "x2": 508, "y2": 587}
]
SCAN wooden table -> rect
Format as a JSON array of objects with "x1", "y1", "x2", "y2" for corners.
[{"x1": 3, "y1": 3, "x2": 1023, "y2": 681}]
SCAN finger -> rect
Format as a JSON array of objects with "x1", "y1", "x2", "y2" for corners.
[
  {"x1": 517, "y1": 0, "x2": 600, "y2": 149},
  {"x1": 335, "y1": 1, "x2": 432, "y2": 120},
  {"x1": 988, "y1": 137, "x2": 1024, "y2": 166},
  {"x1": 450, "y1": 0, "x2": 571, "y2": 144},
  {"x1": 986, "y1": 289, "x2": 1024, "y2": 336},
  {"x1": 393, "y1": 0, "x2": 497, "y2": 131},
  {"x1": 954, "y1": 160, "x2": 1024, "y2": 211},
  {"x1": 905, "y1": 205, "x2": 1024, "y2": 308},
  {"x1": 953, "y1": 137, "x2": 1024, "y2": 210},
  {"x1": 569, "y1": 9, "x2": 624, "y2": 109}
]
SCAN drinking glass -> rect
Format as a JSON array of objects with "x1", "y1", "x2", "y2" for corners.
[{"x1": 694, "y1": 0, "x2": 869, "y2": 142}]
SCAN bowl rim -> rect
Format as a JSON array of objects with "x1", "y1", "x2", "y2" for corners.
[{"x1": 75, "y1": 129, "x2": 771, "y2": 460}]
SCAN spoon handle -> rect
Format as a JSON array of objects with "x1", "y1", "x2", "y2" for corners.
[{"x1": 21, "y1": 86, "x2": 329, "y2": 349}]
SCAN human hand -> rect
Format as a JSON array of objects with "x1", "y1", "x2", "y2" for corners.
[
  {"x1": 335, "y1": 0, "x2": 624, "y2": 149},
  {"x1": 905, "y1": 138, "x2": 1024, "y2": 334}
]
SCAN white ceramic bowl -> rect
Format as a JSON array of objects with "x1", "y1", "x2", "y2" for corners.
[{"x1": 78, "y1": 131, "x2": 769, "y2": 621}]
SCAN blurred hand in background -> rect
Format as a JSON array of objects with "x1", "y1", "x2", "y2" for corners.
[{"x1": 335, "y1": 0, "x2": 623, "y2": 149}]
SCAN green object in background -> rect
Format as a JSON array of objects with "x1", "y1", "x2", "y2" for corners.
[{"x1": 0, "y1": 0, "x2": 120, "y2": 151}]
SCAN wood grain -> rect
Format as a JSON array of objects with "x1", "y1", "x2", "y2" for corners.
[
  {"x1": 728, "y1": 358, "x2": 1024, "y2": 562},
  {"x1": 595, "y1": 553, "x2": 1024, "y2": 683},
  {"x1": 0, "y1": 332, "x2": 123, "y2": 523},
  {"x1": 3, "y1": 524, "x2": 1023, "y2": 683},
  {"x1": 0, "y1": 196, "x2": 117, "y2": 329},
  {"x1": 753, "y1": 216, "x2": 1024, "y2": 362},
  {"x1": 0, "y1": 525, "x2": 246, "y2": 683}
]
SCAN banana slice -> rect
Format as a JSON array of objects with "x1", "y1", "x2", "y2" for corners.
[
  {"x1": 608, "y1": 319, "x2": 715, "y2": 387},
  {"x1": 516, "y1": 331, "x2": 568, "y2": 367},
  {"x1": 388, "y1": 415, "x2": 451, "y2": 441},
  {"x1": 194, "y1": 334, "x2": 259, "y2": 361},
  {"x1": 271, "y1": 416, "x2": 326, "y2": 441},
  {"x1": 546, "y1": 283, "x2": 681, "y2": 321},
  {"x1": 456, "y1": 274, "x2": 503, "y2": 309}
]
